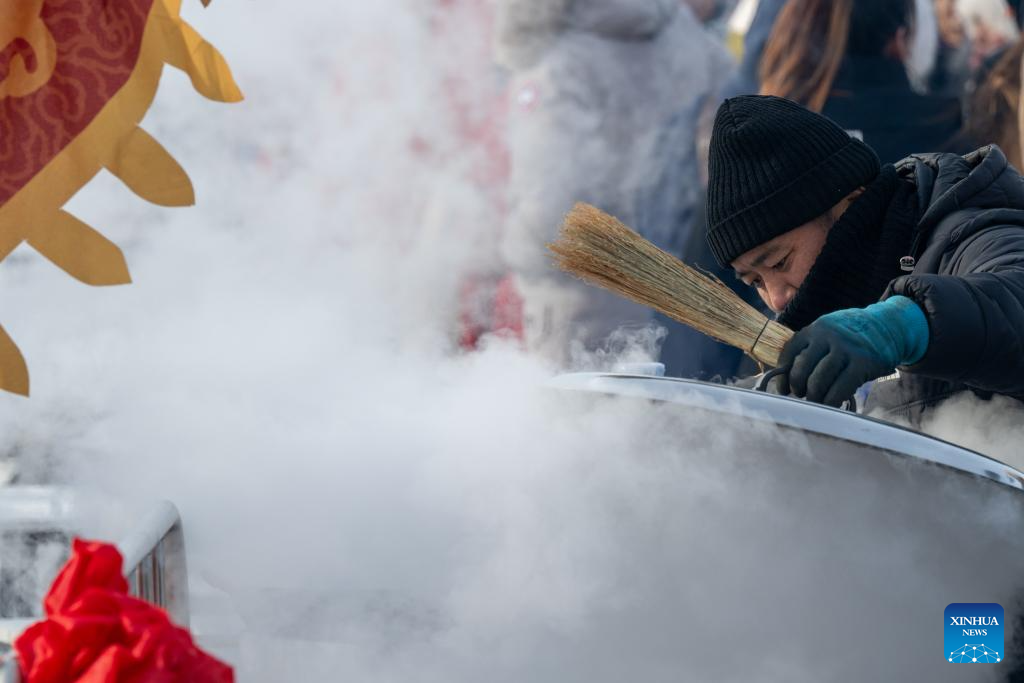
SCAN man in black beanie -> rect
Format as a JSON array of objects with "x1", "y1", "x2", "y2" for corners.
[{"x1": 707, "y1": 95, "x2": 1024, "y2": 423}]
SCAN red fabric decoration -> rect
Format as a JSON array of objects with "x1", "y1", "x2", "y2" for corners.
[
  {"x1": 14, "y1": 539, "x2": 233, "y2": 683},
  {"x1": 492, "y1": 273, "x2": 524, "y2": 342},
  {"x1": 458, "y1": 273, "x2": 525, "y2": 351}
]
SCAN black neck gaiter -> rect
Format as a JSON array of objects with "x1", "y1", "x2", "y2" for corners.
[{"x1": 777, "y1": 165, "x2": 919, "y2": 331}]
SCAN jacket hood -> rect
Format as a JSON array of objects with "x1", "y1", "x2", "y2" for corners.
[
  {"x1": 495, "y1": 0, "x2": 678, "y2": 69},
  {"x1": 898, "y1": 145, "x2": 1024, "y2": 235}
]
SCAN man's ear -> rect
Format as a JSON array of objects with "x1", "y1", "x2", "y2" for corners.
[{"x1": 826, "y1": 188, "x2": 867, "y2": 225}]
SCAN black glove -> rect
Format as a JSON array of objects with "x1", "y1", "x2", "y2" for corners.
[
  {"x1": 774, "y1": 296, "x2": 929, "y2": 405},
  {"x1": 776, "y1": 297, "x2": 929, "y2": 408},
  {"x1": 776, "y1": 324, "x2": 893, "y2": 407}
]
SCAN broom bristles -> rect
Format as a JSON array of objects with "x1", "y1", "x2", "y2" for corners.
[{"x1": 548, "y1": 203, "x2": 794, "y2": 368}]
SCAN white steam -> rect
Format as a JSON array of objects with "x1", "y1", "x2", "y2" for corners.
[
  {"x1": 920, "y1": 393, "x2": 1024, "y2": 471},
  {"x1": 0, "y1": 3, "x2": 1021, "y2": 682}
]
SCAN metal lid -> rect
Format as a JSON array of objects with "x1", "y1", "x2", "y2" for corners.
[{"x1": 548, "y1": 373, "x2": 1024, "y2": 491}]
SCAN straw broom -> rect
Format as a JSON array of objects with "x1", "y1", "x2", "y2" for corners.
[{"x1": 548, "y1": 203, "x2": 794, "y2": 368}]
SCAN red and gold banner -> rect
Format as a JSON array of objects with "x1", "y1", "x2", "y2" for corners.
[{"x1": 0, "y1": 0, "x2": 241, "y2": 396}]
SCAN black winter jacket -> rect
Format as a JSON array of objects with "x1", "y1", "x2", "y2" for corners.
[
  {"x1": 822, "y1": 56, "x2": 965, "y2": 164},
  {"x1": 866, "y1": 146, "x2": 1024, "y2": 423}
]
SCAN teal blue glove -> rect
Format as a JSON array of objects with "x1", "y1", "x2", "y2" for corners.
[{"x1": 777, "y1": 296, "x2": 929, "y2": 407}]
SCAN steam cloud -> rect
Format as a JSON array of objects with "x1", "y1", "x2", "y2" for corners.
[{"x1": 0, "y1": 3, "x2": 1020, "y2": 682}]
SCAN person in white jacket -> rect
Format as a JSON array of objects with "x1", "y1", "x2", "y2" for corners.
[{"x1": 497, "y1": 0, "x2": 734, "y2": 363}]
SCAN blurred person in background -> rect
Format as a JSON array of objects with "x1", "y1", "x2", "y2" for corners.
[
  {"x1": 760, "y1": 0, "x2": 963, "y2": 163},
  {"x1": 931, "y1": 0, "x2": 974, "y2": 95},
  {"x1": 496, "y1": 0, "x2": 733, "y2": 364},
  {"x1": 956, "y1": 0, "x2": 1020, "y2": 70},
  {"x1": 956, "y1": 0, "x2": 1024, "y2": 171},
  {"x1": 726, "y1": 0, "x2": 937, "y2": 96},
  {"x1": 960, "y1": 40, "x2": 1024, "y2": 169}
]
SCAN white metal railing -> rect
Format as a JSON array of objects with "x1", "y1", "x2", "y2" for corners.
[
  {"x1": 120, "y1": 501, "x2": 190, "y2": 628},
  {"x1": 0, "y1": 500, "x2": 189, "y2": 682},
  {"x1": 1, "y1": 657, "x2": 17, "y2": 683}
]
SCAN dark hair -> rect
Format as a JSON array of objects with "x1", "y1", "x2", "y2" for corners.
[{"x1": 760, "y1": 0, "x2": 915, "y2": 112}]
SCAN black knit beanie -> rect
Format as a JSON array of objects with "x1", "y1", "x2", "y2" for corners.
[{"x1": 706, "y1": 95, "x2": 881, "y2": 268}]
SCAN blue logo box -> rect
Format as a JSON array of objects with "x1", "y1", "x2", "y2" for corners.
[{"x1": 945, "y1": 603, "x2": 1004, "y2": 663}]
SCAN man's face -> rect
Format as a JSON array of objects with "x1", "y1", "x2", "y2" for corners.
[
  {"x1": 730, "y1": 191, "x2": 862, "y2": 313},
  {"x1": 730, "y1": 219, "x2": 830, "y2": 314}
]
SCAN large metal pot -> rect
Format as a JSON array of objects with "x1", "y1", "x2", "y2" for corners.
[{"x1": 538, "y1": 372, "x2": 1024, "y2": 681}]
